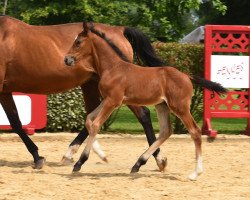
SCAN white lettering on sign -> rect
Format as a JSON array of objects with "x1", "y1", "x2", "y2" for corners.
[
  {"x1": 211, "y1": 55, "x2": 249, "y2": 88},
  {"x1": 0, "y1": 95, "x2": 32, "y2": 125}
]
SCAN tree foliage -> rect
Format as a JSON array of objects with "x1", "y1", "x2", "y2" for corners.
[
  {"x1": 197, "y1": 0, "x2": 249, "y2": 26},
  {"x1": 2, "y1": 0, "x2": 226, "y2": 41}
]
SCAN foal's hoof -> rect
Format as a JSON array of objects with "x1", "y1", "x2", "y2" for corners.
[
  {"x1": 157, "y1": 157, "x2": 167, "y2": 172},
  {"x1": 60, "y1": 156, "x2": 74, "y2": 165},
  {"x1": 130, "y1": 165, "x2": 139, "y2": 174},
  {"x1": 34, "y1": 157, "x2": 46, "y2": 169},
  {"x1": 102, "y1": 157, "x2": 108, "y2": 163},
  {"x1": 188, "y1": 172, "x2": 198, "y2": 181},
  {"x1": 72, "y1": 163, "x2": 82, "y2": 173}
]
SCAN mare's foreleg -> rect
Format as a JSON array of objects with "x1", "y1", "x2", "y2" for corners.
[
  {"x1": 128, "y1": 105, "x2": 166, "y2": 171},
  {"x1": 61, "y1": 81, "x2": 107, "y2": 164},
  {"x1": 73, "y1": 98, "x2": 117, "y2": 172},
  {"x1": 0, "y1": 93, "x2": 45, "y2": 169},
  {"x1": 131, "y1": 103, "x2": 171, "y2": 173}
]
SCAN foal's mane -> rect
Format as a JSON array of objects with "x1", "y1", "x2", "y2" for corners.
[{"x1": 88, "y1": 24, "x2": 130, "y2": 63}]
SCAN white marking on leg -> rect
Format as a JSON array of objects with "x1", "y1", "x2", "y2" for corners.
[
  {"x1": 64, "y1": 144, "x2": 80, "y2": 159},
  {"x1": 61, "y1": 144, "x2": 80, "y2": 164},
  {"x1": 196, "y1": 155, "x2": 203, "y2": 174},
  {"x1": 92, "y1": 139, "x2": 107, "y2": 162},
  {"x1": 188, "y1": 155, "x2": 203, "y2": 181}
]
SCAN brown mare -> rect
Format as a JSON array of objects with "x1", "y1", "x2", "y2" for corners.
[
  {"x1": 0, "y1": 16, "x2": 166, "y2": 170},
  {"x1": 65, "y1": 22, "x2": 227, "y2": 180}
]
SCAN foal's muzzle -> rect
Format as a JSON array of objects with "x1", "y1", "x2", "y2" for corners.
[{"x1": 64, "y1": 56, "x2": 76, "y2": 66}]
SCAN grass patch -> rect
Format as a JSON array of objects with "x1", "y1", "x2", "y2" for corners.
[
  {"x1": 107, "y1": 106, "x2": 247, "y2": 134},
  {"x1": 211, "y1": 118, "x2": 247, "y2": 134},
  {"x1": 108, "y1": 106, "x2": 159, "y2": 133}
]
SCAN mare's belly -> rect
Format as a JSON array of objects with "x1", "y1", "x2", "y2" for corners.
[{"x1": 2, "y1": 75, "x2": 81, "y2": 94}]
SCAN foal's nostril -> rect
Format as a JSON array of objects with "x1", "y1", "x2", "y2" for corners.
[
  {"x1": 64, "y1": 56, "x2": 75, "y2": 66},
  {"x1": 64, "y1": 57, "x2": 69, "y2": 65}
]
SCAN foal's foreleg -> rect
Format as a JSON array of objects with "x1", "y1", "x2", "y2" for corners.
[
  {"x1": 131, "y1": 103, "x2": 171, "y2": 173},
  {"x1": 73, "y1": 99, "x2": 117, "y2": 172},
  {"x1": 128, "y1": 105, "x2": 166, "y2": 171},
  {"x1": 61, "y1": 82, "x2": 107, "y2": 164}
]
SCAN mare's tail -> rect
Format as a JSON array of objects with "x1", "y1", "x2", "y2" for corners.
[
  {"x1": 190, "y1": 75, "x2": 227, "y2": 94},
  {"x1": 123, "y1": 27, "x2": 164, "y2": 67}
]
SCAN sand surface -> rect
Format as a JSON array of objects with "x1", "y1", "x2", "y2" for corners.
[{"x1": 0, "y1": 133, "x2": 249, "y2": 200}]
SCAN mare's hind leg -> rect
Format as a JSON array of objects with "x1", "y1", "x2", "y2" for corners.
[
  {"x1": 128, "y1": 105, "x2": 166, "y2": 171},
  {"x1": 73, "y1": 98, "x2": 117, "y2": 172},
  {"x1": 131, "y1": 103, "x2": 171, "y2": 173},
  {"x1": 0, "y1": 93, "x2": 45, "y2": 169},
  {"x1": 61, "y1": 81, "x2": 107, "y2": 164},
  {"x1": 176, "y1": 111, "x2": 203, "y2": 180}
]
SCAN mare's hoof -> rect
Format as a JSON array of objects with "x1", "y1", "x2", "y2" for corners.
[
  {"x1": 60, "y1": 156, "x2": 74, "y2": 165},
  {"x1": 157, "y1": 157, "x2": 167, "y2": 172},
  {"x1": 34, "y1": 157, "x2": 46, "y2": 169}
]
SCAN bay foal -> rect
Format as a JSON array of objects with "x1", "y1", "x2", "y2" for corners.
[{"x1": 65, "y1": 23, "x2": 227, "y2": 180}]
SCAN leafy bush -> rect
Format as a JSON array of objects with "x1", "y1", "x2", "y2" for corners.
[
  {"x1": 46, "y1": 87, "x2": 85, "y2": 132},
  {"x1": 154, "y1": 42, "x2": 204, "y2": 133}
]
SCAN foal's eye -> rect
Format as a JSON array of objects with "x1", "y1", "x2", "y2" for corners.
[{"x1": 75, "y1": 39, "x2": 81, "y2": 47}]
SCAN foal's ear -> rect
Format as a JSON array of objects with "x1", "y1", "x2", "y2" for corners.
[{"x1": 82, "y1": 22, "x2": 89, "y2": 36}]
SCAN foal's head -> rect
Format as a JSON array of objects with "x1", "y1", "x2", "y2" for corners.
[
  {"x1": 64, "y1": 22, "x2": 93, "y2": 67},
  {"x1": 65, "y1": 22, "x2": 130, "y2": 69}
]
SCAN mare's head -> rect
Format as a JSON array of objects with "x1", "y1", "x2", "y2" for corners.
[{"x1": 64, "y1": 22, "x2": 93, "y2": 68}]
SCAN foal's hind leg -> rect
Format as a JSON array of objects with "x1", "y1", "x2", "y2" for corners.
[
  {"x1": 73, "y1": 98, "x2": 118, "y2": 172},
  {"x1": 131, "y1": 103, "x2": 171, "y2": 173},
  {"x1": 0, "y1": 93, "x2": 45, "y2": 169},
  {"x1": 61, "y1": 81, "x2": 107, "y2": 164},
  {"x1": 176, "y1": 111, "x2": 203, "y2": 180},
  {"x1": 128, "y1": 105, "x2": 166, "y2": 171}
]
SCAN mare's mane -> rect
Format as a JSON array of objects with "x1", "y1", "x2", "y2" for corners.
[{"x1": 88, "y1": 24, "x2": 130, "y2": 63}]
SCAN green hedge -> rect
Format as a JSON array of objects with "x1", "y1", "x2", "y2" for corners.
[
  {"x1": 46, "y1": 42, "x2": 205, "y2": 132},
  {"x1": 46, "y1": 87, "x2": 86, "y2": 132}
]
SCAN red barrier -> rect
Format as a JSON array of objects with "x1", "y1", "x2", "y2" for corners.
[
  {"x1": 202, "y1": 25, "x2": 250, "y2": 137},
  {"x1": 0, "y1": 93, "x2": 47, "y2": 135}
]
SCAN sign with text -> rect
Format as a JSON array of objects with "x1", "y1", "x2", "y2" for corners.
[{"x1": 211, "y1": 55, "x2": 249, "y2": 88}]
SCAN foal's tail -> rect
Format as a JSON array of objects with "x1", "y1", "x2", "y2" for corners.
[
  {"x1": 190, "y1": 75, "x2": 227, "y2": 94},
  {"x1": 123, "y1": 27, "x2": 164, "y2": 67}
]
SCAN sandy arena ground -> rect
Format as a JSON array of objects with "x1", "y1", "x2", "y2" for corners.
[{"x1": 0, "y1": 132, "x2": 249, "y2": 200}]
